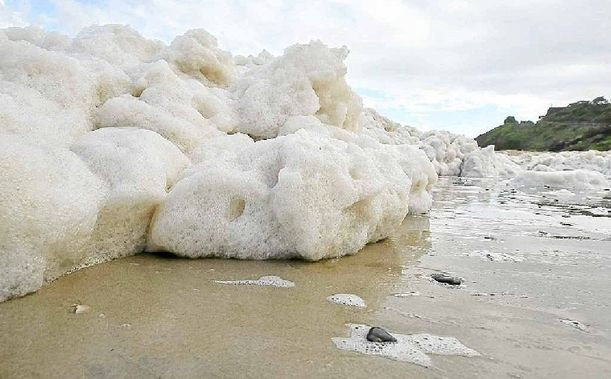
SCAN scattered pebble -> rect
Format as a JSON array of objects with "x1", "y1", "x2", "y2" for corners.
[
  {"x1": 431, "y1": 273, "x2": 463, "y2": 286},
  {"x1": 327, "y1": 294, "x2": 366, "y2": 308},
  {"x1": 214, "y1": 275, "x2": 295, "y2": 288}
]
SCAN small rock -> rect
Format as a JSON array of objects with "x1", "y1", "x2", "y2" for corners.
[
  {"x1": 431, "y1": 273, "x2": 463, "y2": 285},
  {"x1": 366, "y1": 327, "x2": 397, "y2": 343}
]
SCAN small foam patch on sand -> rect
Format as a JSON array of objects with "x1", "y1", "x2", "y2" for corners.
[
  {"x1": 332, "y1": 324, "x2": 480, "y2": 367},
  {"x1": 559, "y1": 318, "x2": 589, "y2": 332},
  {"x1": 327, "y1": 294, "x2": 366, "y2": 308},
  {"x1": 214, "y1": 275, "x2": 295, "y2": 288},
  {"x1": 392, "y1": 291, "x2": 421, "y2": 297},
  {"x1": 465, "y1": 250, "x2": 524, "y2": 263}
]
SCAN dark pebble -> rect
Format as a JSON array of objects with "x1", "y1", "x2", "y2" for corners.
[
  {"x1": 431, "y1": 273, "x2": 463, "y2": 285},
  {"x1": 367, "y1": 327, "x2": 397, "y2": 343}
]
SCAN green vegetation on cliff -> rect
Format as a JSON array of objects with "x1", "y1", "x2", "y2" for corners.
[{"x1": 476, "y1": 97, "x2": 611, "y2": 151}]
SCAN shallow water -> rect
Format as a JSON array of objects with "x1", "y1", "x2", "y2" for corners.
[{"x1": 1, "y1": 178, "x2": 610, "y2": 378}]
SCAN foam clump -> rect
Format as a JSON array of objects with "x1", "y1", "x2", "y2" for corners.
[
  {"x1": 147, "y1": 128, "x2": 436, "y2": 260},
  {"x1": 70, "y1": 128, "x2": 190, "y2": 265},
  {"x1": 327, "y1": 294, "x2": 367, "y2": 308},
  {"x1": 233, "y1": 41, "x2": 363, "y2": 139},
  {"x1": 0, "y1": 135, "x2": 106, "y2": 301},
  {"x1": 361, "y1": 109, "x2": 611, "y2": 179},
  {"x1": 460, "y1": 146, "x2": 522, "y2": 178},
  {"x1": 332, "y1": 324, "x2": 480, "y2": 367},
  {"x1": 214, "y1": 276, "x2": 295, "y2": 288},
  {"x1": 510, "y1": 169, "x2": 609, "y2": 190},
  {"x1": 503, "y1": 150, "x2": 611, "y2": 176}
]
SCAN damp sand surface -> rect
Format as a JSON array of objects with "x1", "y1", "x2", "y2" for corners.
[{"x1": 1, "y1": 178, "x2": 611, "y2": 378}]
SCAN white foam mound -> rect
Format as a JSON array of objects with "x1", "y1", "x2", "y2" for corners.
[
  {"x1": 0, "y1": 135, "x2": 106, "y2": 301},
  {"x1": 233, "y1": 41, "x2": 363, "y2": 139},
  {"x1": 214, "y1": 276, "x2": 295, "y2": 288},
  {"x1": 332, "y1": 324, "x2": 480, "y2": 367},
  {"x1": 360, "y1": 110, "x2": 611, "y2": 180},
  {"x1": 1, "y1": 23, "x2": 608, "y2": 302},
  {"x1": 510, "y1": 169, "x2": 609, "y2": 190},
  {"x1": 502, "y1": 150, "x2": 611, "y2": 176},
  {"x1": 0, "y1": 24, "x2": 440, "y2": 301},
  {"x1": 147, "y1": 128, "x2": 436, "y2": 260},
  {"x1": 327, "y1": 294, "x2": 367, "y2": 308},
  {"x1": 460, "y1": 146, "x2": 522, "y2": 178}
]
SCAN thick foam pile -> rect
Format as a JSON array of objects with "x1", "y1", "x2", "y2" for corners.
[
  {"x1": 148, "y1": 128, "x2": 436, "y2": 260},
  {"x1": 1, "y1": 24, "x2": 608, "y2": 302},
  {"x1": 360, "y1": 109, "x2": 610, "y2": 180},
  {"x1": 0, "y1": 135, "x2": 106, "y2": 300},
  {"x1": 0, "y1": 25, "x2": 437, "y2": 301},
  {"x1": 459, "y1": 146, "x2": 522, "y2": 178}
]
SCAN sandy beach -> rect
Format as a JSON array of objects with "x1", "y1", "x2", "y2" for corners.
[{"x1": 2, "y1": 178, "x2": 609, "y2": 378}]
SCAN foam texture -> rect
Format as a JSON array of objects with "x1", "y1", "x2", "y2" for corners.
[
  {"x1": 1, "y1": 24, "x2": 609, "y2": 302},
  {"x1": 214, "y1": 276, "x2": 295, "y2": 288},
  {"x1": 327, "y1": 294, "x2": 367, "y2": 308},
  {"x1": 332, "y1": 324, "x2": 480, "y2": 367}
]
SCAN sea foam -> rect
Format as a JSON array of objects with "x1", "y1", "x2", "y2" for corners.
[
  {"x1": 1, "y1": 24, "x2": 609, "y2": 302},
  {"x1": 332, "y1": 324, "x2": 480, "y2": 367}
]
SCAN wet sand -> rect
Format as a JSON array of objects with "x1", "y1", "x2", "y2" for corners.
[{"x1": 1, "y1": 178, "x2": 610, "y2": 378}]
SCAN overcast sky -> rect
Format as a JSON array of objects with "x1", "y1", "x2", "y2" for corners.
[{"x1": 2, "y1": 0, "x2": 610, "y2": 136}]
